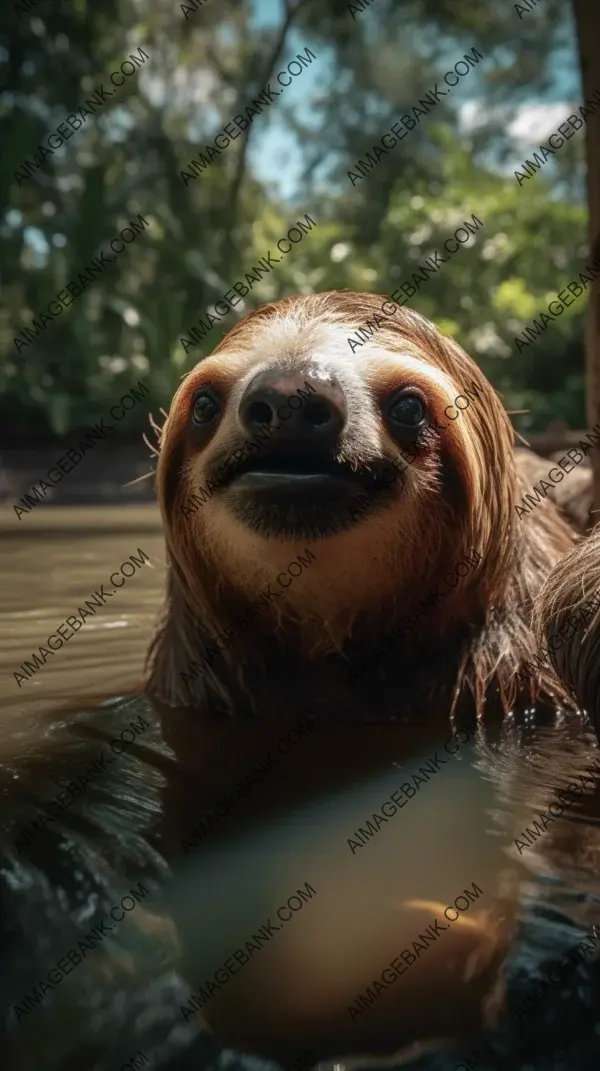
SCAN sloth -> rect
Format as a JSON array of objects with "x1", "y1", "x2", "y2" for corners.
[
  {"x1": 146, "y1": 290, "x2": 579, "y2": 727},
  {"x1": 1, "y1": 293, "x2": 595, "y2": 1071}
]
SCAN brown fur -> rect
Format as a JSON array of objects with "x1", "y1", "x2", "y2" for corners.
[
  {"x1": 535, "y1": 524, "x2": 600, "y2": 732},
  {"x1": 517, "y1": 446, "x2": 592, "y2": 532},
  {"x1": 146, "y1": 291, "x2": 579, "y2": 725}
]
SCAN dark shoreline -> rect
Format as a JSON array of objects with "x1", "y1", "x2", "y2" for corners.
[{"x1": 0, "y1": 443, "x2": 156, "y2": 508}]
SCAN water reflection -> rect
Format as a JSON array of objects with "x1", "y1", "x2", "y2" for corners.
[
  {"x1": 171, "y1": 735, "x2": 519, "y2": 1062},
  {"x1": 2, "y1": 507, "x2": 600, "y2": 1071}
]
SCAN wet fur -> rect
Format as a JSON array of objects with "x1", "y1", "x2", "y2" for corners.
[
  {"x1": 516, "y1": 447, "x2": 592, "y2": 533},
  {"x1": 535, "y1": 525, "x2": 600, "y2": 732},
  {"x1": 145, "y1": 291, "x2": 579, "y2": 725}
]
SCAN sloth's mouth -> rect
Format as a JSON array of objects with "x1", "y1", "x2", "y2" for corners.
[
  {"x1": 230, "y1": 453, "x2": 362, "y2": 491},
  {"x1": 222, "y1": 446, "x2": 392, "y2": 494},
  {"x1": 213, "y1": 445, "x2": 400, "y2": 539}
]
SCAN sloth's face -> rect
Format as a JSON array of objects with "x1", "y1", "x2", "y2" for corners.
[
  {"x1": 170, "y1": 321, "x2": 464, "y2": 543},
  {"x1": 187, "y1": 361, "x2": 430, "y2": 542},
  {"x1": 160, "y1": 294, "x2": 506, "y2": 623}
]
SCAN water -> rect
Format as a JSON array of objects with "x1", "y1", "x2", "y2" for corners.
[
  {"x1": 2, "y1": 505, "x2": 600, "y2": 1071},
  {"x1": 0, "y1": 504, "x2": 164, "y2": 722}
]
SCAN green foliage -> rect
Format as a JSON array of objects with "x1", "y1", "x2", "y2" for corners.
[{"x1": 0, "y1": 0, "x2": 586, "y2": 440}]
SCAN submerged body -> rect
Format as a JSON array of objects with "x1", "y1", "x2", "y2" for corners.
[{"x1": 3, "y1": 691, "x2": 600, "y2": 1071}]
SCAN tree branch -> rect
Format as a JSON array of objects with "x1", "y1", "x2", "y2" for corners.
[
  {"x1": 222, "y1": 0, "x2": 313, "y2": 270},
  {"x1": 206, "y1": 47, "x2": 237, "y2": 89}
]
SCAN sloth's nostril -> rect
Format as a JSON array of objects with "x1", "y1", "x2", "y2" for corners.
[
  {"x1": 247, "y1": 401, "x2": 273, "y2": 426},
  {"x1": 303, "y1": 401, "x2": 333, "y2": 427}
]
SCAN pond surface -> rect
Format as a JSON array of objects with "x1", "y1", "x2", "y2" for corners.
[
  {"x1": 2, "y1": 505, "x2": 600, "y2": 1071},
  {"x1": 0, "y1": 504, "x2": 165, "y2": 721}
]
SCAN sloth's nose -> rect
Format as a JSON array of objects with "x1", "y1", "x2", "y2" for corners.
[{"x1": 239, "y1": 371, "x2": 347, "y2": 444}]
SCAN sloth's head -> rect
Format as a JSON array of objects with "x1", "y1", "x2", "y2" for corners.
[{"x1": 152, "y1": 291, "x2": 519, "y2": 672}]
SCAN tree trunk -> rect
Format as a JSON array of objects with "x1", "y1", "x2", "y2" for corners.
[{"x1": 572, "y1": 0, "x2": 600, "y2": 527}]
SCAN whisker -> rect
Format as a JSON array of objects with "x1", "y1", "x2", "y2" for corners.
[
  {"x1": 514, "y1": 430, "x2": 531, "y2": 448},
  {"x1": 142, "y1": 431, "x2": 161, "y2": 459},
  {"x1": 122, "y1": 471, "x2": 156, "y2": 489}
]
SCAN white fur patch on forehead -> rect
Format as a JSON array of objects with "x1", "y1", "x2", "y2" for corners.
[
  {"x1": 213, "y1": 301, "x2": 459, "y2": 406},
  {"x1": 219, "y1": 308, "x2": 361, "y2": 372}
]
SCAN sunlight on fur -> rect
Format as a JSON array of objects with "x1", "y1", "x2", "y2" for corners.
[{"x1": 146, "y1": 291, "x2": 579, "y2": 720}]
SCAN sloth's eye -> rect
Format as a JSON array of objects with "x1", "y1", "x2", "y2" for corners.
[
  {"x1": 388, "y1": 392, "x2": 426, "y2": 428},
  {"x1": 192, "y1": 390, "x2": 221, "y2": 425}
]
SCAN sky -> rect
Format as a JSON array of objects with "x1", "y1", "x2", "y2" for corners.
[
  {"x1": 246, "y1": 0, "x2": 336, "y2": 204},
  {"x1": 247, "y1": 0, "x2": 582, "y2": 204}
]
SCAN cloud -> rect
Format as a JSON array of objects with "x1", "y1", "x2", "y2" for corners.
[
  {"x1": 459, "y1": 100, "x2": 571, "y2": 147},
  {"x1": 507, "y1": 102, "x2": 571, "y2": 146}
]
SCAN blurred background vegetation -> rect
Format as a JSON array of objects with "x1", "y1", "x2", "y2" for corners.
[{"x1": 0, "y1": 0, "x2": 591, "y2": 454}]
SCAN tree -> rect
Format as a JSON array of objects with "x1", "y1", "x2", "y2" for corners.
[
  {"x1": 0, "y1": 0, "x2": 589, "y2": 449},
  {"x1": 573, "y1": 0, "x2": 600, "y2": 523}
]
